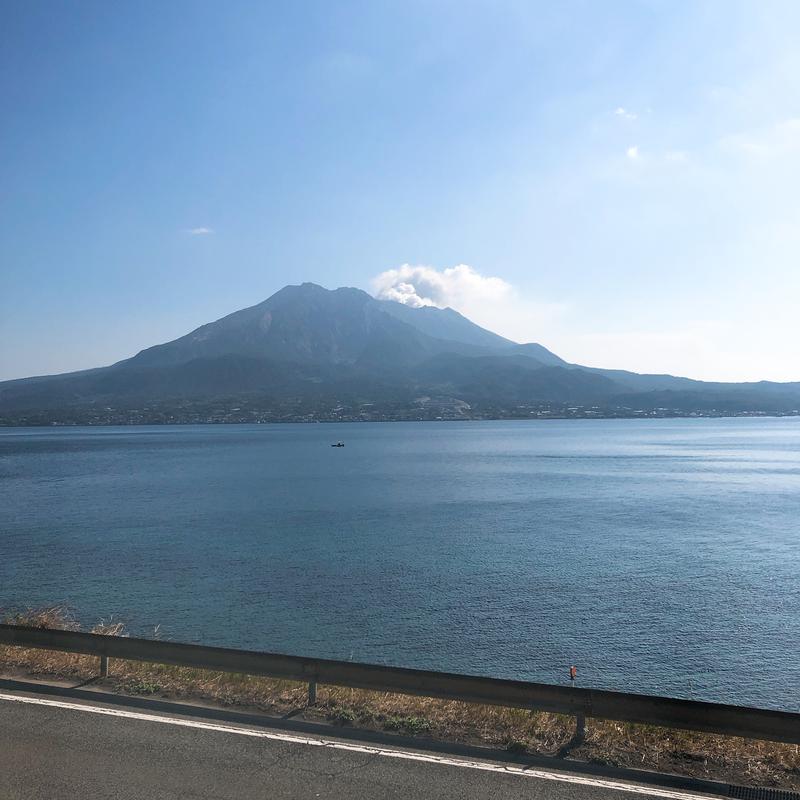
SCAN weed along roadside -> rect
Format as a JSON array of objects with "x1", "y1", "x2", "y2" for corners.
[{"x1": 1, "y1": 607, "x2": 799, "y2": 792}]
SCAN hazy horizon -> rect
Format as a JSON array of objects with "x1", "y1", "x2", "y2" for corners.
[{"x1": 3, "y1": 2, "x2": 800, "y2": 383}]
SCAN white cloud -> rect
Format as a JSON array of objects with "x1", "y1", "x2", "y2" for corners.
[
  {"x1": 626, "y1": 145, "x2": 640, "y2": 160},
  {"x1": 186, "y1": 227, "x2": 214, "y2": 235},
  {"x1": 614, "y1": 107, "x2": 637, "y2": 120},
  {"x1": 371, "y1": 264, "x2": 566, "y2": 344}
]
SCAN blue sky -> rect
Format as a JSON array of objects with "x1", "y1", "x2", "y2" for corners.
[{"x1": 2, "y1": 1, "x2": 799, "y2": 381}]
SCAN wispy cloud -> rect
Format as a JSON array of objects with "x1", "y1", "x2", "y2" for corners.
[
  {"x1": 719, "y1": 118, "x2": 800, "y2": 159},
  {"x1": 626, "y1": 145, "x2": 640, "y2": 160},
  {"x1": 186, "y1": 227, "x2": 214, "y2": 235},
  {"x1": 614, "y1": 107, "x2": 637, "y2": 120}
]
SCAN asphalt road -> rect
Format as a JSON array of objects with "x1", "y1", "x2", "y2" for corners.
[{"x1": 0, "y1": 691, "x2": 718, "y2": 800}]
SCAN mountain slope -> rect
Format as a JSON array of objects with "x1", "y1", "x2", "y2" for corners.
[{"x1": 378, "y1": 300, "x2": 513, "y2": 349}]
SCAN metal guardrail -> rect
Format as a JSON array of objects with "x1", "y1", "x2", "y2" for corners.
[{"x1": 0, "y1": 623, "x2": 798, "y2": 745}]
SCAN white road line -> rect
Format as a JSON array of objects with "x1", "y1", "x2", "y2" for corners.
[{"x1": 0, "y1": 692, "x2": 717, "y2": 800}]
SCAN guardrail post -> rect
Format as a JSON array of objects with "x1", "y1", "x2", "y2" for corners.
[
  {"x1": 574, "y1": 713, "x2": 585, "y2": 745},
  {"x1": 100, "y1": 655, "x2": 108, "y2": 678},
  {"x1": 308, "y1": 680, "x2": 317, "y2": 706}
]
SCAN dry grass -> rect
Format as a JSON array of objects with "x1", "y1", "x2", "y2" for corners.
[{"x1": 2, "y1": 607, "x2": 798, "y2": 790}]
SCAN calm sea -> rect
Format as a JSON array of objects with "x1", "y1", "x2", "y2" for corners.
[{"x1": 1, "y1": 419, "x2": 798, "y2": 710}]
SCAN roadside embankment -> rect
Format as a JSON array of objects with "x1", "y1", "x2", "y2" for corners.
[{"x1": 2, "y1": 607, "x2": 798, "y2": 791}]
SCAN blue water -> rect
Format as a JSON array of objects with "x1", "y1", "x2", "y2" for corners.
[{"x1": 1, "y1": 419, "x2": 798, "y2": 710}]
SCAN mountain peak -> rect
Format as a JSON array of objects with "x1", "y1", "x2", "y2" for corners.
[{"x1": 267, "y1": 281, "x2": 372, "y2": 302}]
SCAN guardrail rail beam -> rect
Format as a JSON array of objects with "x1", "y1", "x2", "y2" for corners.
[{"x1": 1, "y1": 624, "x2": 797, "y2": 745}]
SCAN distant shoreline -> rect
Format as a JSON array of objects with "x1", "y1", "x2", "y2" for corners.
[{"x1": 2, "y1": 410, "x2": 799, "y2": 428}]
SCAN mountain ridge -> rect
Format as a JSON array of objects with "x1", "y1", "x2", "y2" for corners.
[{"x1": 1, "y1": 282, "x2": 799, "y2": 424}]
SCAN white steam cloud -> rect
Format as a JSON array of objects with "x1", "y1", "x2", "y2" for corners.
[
  {"x1": 372, "y1": 263, "x2": 513, "y2": 309},
  {"x1": 371, "y1": 264, "x2": 566, "y2": 344}
]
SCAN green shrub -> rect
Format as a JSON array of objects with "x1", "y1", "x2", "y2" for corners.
[{"x1": 329, "y1": 708, "x2": 357, "y2": 725}]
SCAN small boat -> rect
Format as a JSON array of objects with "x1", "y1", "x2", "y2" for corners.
[{"x1": 331, "y1": 441, "x2": 345, "y2": 448}]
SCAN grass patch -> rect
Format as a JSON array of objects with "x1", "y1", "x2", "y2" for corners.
[
  {"x1": 125, "y1": 680, "x2": 162, "y2": 695},
  {"x1": 2, "y1": 607, "x2": 798, "y2": 790},
  {"x1": 383, "y1": 715, "x2": 432, "y2": 735}
]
